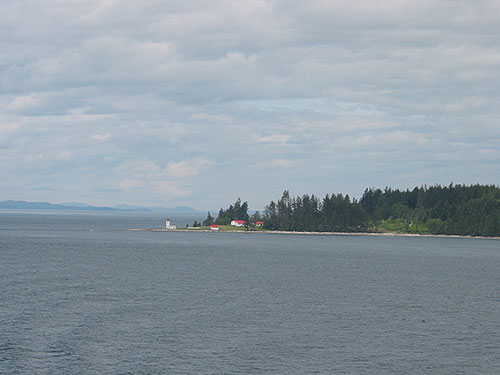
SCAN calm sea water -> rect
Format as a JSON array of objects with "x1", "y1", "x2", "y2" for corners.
[{"x1": 1, "y1": 211, "x2": 499, "y2": 374}]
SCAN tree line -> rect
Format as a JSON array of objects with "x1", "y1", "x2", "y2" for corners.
[
  {"x1": 359, "y1": 183, "x2": 500, "y2": 236},
  {"x1": 205, "y1": 184, "x2": 500, "y2": 236}
]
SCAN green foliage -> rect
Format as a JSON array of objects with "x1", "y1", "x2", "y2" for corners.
[
  {"x1": 202, "y1": 212, "x2": 214, "y2": 226},
  {"x1": 213, "y1": 184, "x2": 500, "y2": 237},
  {"x1": 263, "y1": 191, "x2": 366, "y2": 233},
  {"x1": 215, "y1": 198, "x2": 249, "y2": 225},
  {"x1": 261, "y1": 184, "x2": 500, "y2": 236},
  {"x1": 426, "y1": 218, "x2": 446, "y2": 234},
  {"x1": 360, "y1": 183, "x2": 500, "y2": 236},
  {"x1": 249, "y1": 210, "x2": 262, "y2": 224}
]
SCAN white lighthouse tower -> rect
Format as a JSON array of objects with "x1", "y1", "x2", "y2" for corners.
[{"x1": 165, "y1": 219, "x2": 176, "y2": 230}]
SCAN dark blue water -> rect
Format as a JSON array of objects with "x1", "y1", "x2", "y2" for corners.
[{"x1": 1, "y1": 211, "x2": 499, "y2": 374}]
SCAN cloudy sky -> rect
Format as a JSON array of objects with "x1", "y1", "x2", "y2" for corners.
[{"x1": 1, "y1": 0, "x2": 499, "y2": 210}]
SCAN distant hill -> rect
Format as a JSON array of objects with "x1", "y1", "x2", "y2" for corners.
[
  {"x1": 0, "y1": 200, "x2": 115, "y2": 211},
  {"x1": 61, "y1": 202, "x2": 93, "y2": 208},
  {"x1": 112, "y1": 204, "x2": 154, "y2": 212},
  {"x1": 0, "y1": 200, "x2": 202, "y2": 214}
]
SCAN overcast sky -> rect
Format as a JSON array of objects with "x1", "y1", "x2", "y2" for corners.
[{"x1": 1, "y1": 0, "x2": 499, "y2": 210}]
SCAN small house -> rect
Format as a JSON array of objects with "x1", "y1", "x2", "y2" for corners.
[
  {"x1": 256, "y1": 221, "x2": 264, "y2": 227},
  {"x1": 211, "y1": 225, "x2": 219, "y2": 231},
  {"x1": 230, "y1": 220, "x2": 246, "y2": 227}
]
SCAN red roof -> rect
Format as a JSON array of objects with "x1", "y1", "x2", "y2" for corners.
[
  {"x1": 211, "y1": 225, "x2": 219, "y2": 228},
  {"x1": 256, "y1": 221, "x2": 264, "y2": 224},
  {"x1": 234, "y1": 220, "x2": 246, "y2": 224}
]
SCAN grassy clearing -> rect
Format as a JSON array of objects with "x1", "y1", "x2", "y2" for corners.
[
  {"x1": 183, "y1": 225, "x2": 265, "y2": 232},
  {"x1": 180, "y1": 219, "x2": 435, "y2": 235},
  {"x1": 375, "y1": 218, "x2": 430, "y2": 234}
]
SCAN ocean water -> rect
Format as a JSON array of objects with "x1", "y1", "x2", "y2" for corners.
[{"x1": 1, "y1": 211, "x2": 499, "y2": 374}]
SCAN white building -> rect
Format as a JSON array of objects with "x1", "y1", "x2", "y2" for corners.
[
  {"x1": 230, "y1": 220, "x2": 246, "y2": 227},
  {"x1": 165, "y1": 219, "x2": 176, "y2": 230}
]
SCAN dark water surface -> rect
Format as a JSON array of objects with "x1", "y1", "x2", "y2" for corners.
[{"x1": 1, "y1": 211, "x2": 499, "y2": 374}]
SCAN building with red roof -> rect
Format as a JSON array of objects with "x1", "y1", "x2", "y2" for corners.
[{"x1": 230, "y1": 220, "x2": 246, "y2": 227}]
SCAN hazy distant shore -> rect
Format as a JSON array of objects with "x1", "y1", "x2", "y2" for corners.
[{"x1": 126, "y1": 228, "x2": 500, "y2": 240}]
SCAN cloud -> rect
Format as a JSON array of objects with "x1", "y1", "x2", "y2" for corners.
[
  {"x1": 0, "y1": 121, "x2": 21, "y2": 148},
  {"x1": 111, "y1": 158, "x2": 215, "y2": 203},
  {"x1": 151, "y1": 181, "x2": 192, "y2": 198},
  {"x1": 0, "y1": 122, "x2": 20, "y2": 136},
  {"x1": 269, "y1": 159, "x2": 294, "y2": 168},
  {"x1": 92, "y1": 132, "x2": 112, "y2": 142},
  {"x1": 166, "y1": 159, "x2": 215, "y2": 178},
  {"x1": 119, "y1": 178, "x2": 144, "y2": 190},
  {"x1": 7, "y1": 95, "x2": 42, "y2": 111},
  {"x1": 253, "y1": 134, "x2": 291, "y2": 145},
  {"x1": 0, "y1": 0, "x2": 499, "y2": 208},
  {"x1": 189, "y1": 113, "x2": 232, "y2": 123}
]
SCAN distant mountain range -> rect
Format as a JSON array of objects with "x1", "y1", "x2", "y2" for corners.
[{"x1": 0, "y1": 200, "x2": 202, "y2": 214}]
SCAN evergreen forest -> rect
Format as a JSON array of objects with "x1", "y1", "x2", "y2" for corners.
[{"x1": 211, "y1": 184, "x2": 500, "y2": 237}]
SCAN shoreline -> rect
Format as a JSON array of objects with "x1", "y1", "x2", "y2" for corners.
[{"x1": 125, "y1": 228, "x2": 500, "y2": 240}]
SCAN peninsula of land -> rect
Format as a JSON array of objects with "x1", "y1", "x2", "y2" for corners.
[{"x1": 170, "y1": 184, "x2": 500, "y2": 238}]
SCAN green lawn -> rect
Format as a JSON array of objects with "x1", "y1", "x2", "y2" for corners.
[
  {"x1": 181, "y1": 220, "x2": 434, "y2": 234},
  {"x1": 375, "y1": 218, "x2": 430, "y2": 234},
  {"x1": 184, "y1": 225, "x2": 265, "y2": 232}
]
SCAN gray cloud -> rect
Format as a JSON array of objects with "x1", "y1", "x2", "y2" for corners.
[{"x1": 1, "y1": 0, "x2": 499, "y2": 209}]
